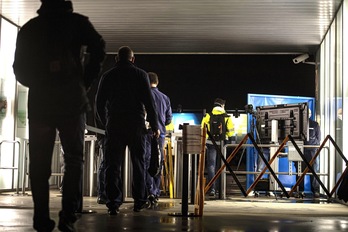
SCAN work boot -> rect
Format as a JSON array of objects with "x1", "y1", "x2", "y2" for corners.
[
  {"x1": 58, "y1": 211, "x2": 77, "y2": 232},
  {"x1": 33, "y1": 218, "x2": 55, "y2": 232},
  {"x1": 313, "y1": 192, "x2": 320, "y2": 198},
  {"x1": 293, "y1": 191, "x2": 305, "y2": 199},
  {"x1": 97, "y1": 196, "x2": 107, "y2": 204},
  {"x1": 108, "y1": 206, "x2": 120, "y2": 216},
  {"x1": 147, "y1": 194, "x2": 159, "y2": 208},
  {"x1": 133, "y1": 201, "x2": 148, "y2": 212},
  {"x1": 208, "y1": 189, "x2": 216, "y2": 197}
]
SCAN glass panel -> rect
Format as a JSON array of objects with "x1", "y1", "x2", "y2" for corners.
[
  {"x1": 0, "y1": 18, "x2": 20, "y2": 189},
  {"x1": 335, "y1": 8, "x2": 343, "y2": 175},
  {"x1": 318, "y1": 3, "x2": 347, "y2": 191},
  {"x1": 342, "y1": 0, "x2": 348, "y2": 167}
]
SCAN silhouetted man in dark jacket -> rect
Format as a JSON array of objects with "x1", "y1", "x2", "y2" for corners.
[
  {"x1": 13, "y1": 0, "x2": 105, "y2": 231},
  {"x1": 96, "y1": 46, "x2": 159, "y2": 215}
]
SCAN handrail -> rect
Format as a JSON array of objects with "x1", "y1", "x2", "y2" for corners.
[{"x1": 0, "y1": 140, "x2": 21, "y2": 194}]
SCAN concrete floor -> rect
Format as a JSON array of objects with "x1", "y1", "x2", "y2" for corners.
[{"x1": 0, "y1": 190, "x2": 348, "y2": 232}]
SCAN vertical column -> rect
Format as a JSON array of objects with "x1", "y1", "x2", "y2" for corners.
[
  {"x1": 181, "y1": 124, "x2": 201, "y2": 216},
  {"x1": 269, "y1": 120, "x2": 279, "y2": 191}
]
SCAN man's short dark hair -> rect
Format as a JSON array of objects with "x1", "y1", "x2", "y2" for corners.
[
  {"x1": 148, "y1": 72, "x2": 159, "y2": 85},
  {"x1": 117, "y1": 46, "x2": 133, "y2": 61},
  {"x1": 214, "y1": 98, "x2": 226, "y2": 107}
]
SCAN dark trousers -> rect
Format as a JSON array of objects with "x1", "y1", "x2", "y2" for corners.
[
  {"x1": 104, "y1": 124, "x2": 147, "y2": 210},
  {"x1": 295, "y1": 149, "x2": 320, "y2": 193},
  {"x1": 144, "y1": 134, "x2": 165, "y2": 197},
  {"x1": 97, "y1": 139, "x2": 106, "y2": 198},
  {"x1": 206, "y1": 143, "x2": 221, "y2": 191},
  {"x1": 29, "y1": 114, "x2": 85, "y2": 222}
]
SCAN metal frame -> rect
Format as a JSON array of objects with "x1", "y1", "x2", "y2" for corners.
[{"x1": 0, "y1": 140, "x2": 21, "y2": 194}]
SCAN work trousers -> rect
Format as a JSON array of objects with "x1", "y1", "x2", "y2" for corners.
[
  {"x1": 295, "y1": 148, "x2": 320, "y2": 193},
  {"x1": 104, "y1": 123, "x2": 147, "y2": 210},
  {"x1": 97, "y1": 138, "x2": 106, "y2": 198},
  {"x1": 144, "y1": 133, "x2": 165, "y2": 197},
  {"x1": 29, "y1": 114, "x2": 85, "y2": 222},
  {"x1": 206, "y1": 143, "x2": 220, "y2": 192}
]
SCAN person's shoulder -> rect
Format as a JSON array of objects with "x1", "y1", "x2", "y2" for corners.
[
  {"x1": 66, "y1": 12, "x2": 92, "y2": 29},
  {"x1": 135, "y1": 66, "x2": 147, "y2": 75},
  {"x1": 309, "y1": 118, "x2": 319, "y2": 124},
  {"x1": 17, "y1": 17, "x2": 47, "y2": 40},
  {"x1": 309, "y1": 119, "x2": 320, "y2": 129},
  {"x1": 20, "y1": 16, "x2": 41, "y2": 30},
  {"x1": 102, "y1": 67, "x2": 117, "y2": 77},
  {"x1": 157, "y1": 89, "x2": 171, "y2": 102},
  {"x1": 70, "y1": 12, "x2": 89, "y2": 21},
  {"x1": 24, "y1": 16, "x2": 40, "y2": 24},
  {"x1": 162, "y1": 92, "x2": 171, "y2": 100},
  {"x1": 98, "y1": 67, "x2": 116, "y2": 84},
  {"x1": 211, "y1": 107, "x2": 226, "y2": 116},
  {"x1": 202, "y1": 112, "x2": 210, "y2": 120},
  {"x1": 134, "y1": 66, "x2": 148, "y2": 79},
  {"x1": 313, "y1": 120, "x2": 320, "y2": 127},
  {"x1": 156, "y1": 88, "x2": 168, "y2": 96}
]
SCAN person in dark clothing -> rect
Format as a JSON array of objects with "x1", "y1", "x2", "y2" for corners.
[
  {"x1": 12, "y1": 0, "x2": 105, "y2": 231},
  {"x1": 295, "y1": 109, "x2": 321, "y2": 198},
  {"x1": 95, "y1": 117, "x2": 107, "y2": 204},
  {"x1": 144, "y1": 72, "x2": 172, "y2": 206},
  {"x1": 95, "y1": 46, "x2": 160, "y2": 215}
]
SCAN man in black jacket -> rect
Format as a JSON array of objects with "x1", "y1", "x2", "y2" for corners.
[
  {"x1": 13, "y1": 0, "x2": 105, "y2": 231},
  {"x1": 96, "y1": 46, "x2": 159, "y2": 215}
]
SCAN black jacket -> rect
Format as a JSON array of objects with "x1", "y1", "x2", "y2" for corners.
[
  {"x1": 95, "y1": 60, "x2": 159, "y2": 132},
  {"x1": 13, "y1": 1, "x2": 105, "y2": 120}
]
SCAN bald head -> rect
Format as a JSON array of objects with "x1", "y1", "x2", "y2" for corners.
[{"x1": 117, "y1": 46, "x2": 134, "y2": 62}]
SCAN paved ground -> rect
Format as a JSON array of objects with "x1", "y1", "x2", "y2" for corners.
[{"x1": 0, "y1": 190, "x2": 348, "y2": 231}]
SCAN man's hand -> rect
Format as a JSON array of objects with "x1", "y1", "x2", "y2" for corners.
[{"x1": 153, "y1": 129, "x2": 160, "y2": 139}]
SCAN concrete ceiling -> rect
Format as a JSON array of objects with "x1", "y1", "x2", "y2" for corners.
[{"x1": 0, "y1": 0, "x2": 343, "y2": 54}]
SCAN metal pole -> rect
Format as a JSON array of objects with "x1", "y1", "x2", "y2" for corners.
[
  {"x1": 190, "y1": 154, "x2": 196, "y2": 204},
  {"x1": 21, "y1": 141, "x2": 28, "y2": 195},
  {"x1": 89, "y1": 139, "x2": 95, "y2": 197},
  {"x1": 182, "y1": 152, "x2": 189, "y2": 216}
]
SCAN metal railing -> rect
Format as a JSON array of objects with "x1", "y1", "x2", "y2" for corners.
[
  {"x1": 0, "y1": 140, "x2": 21, "y2": 194},
  {"x1": 221, "y1": 142, "x2": 330, "y2": 198},
  {"x1": 202, "y1": 133, "x2": 343, "y2": 199}
]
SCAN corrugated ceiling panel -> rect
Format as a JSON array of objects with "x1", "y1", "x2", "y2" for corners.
[{"x1": 0, "y1": 0, "x2": 343, "y2": 54}]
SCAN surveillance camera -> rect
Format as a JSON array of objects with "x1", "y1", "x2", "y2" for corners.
[{"x1": 293, "y1": 54, "x2": 309, "y2": 64}]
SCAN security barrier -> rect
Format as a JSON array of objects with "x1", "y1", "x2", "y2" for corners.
[
  {"x1": 9, "y1": 135, "x2": 98, "y2": 198},
  {"x1": 207, "y1": 133, "x2": 344, "y2": 200},
  {"x1": 290, "y1": 135, "x2": 348, "y2": 198},
  {"x1": 51, "y1": 135, "x2": 97, "y2": 197},
  {"x1": 204, "y1": 131, "x2": 250, "y2": 197}
]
